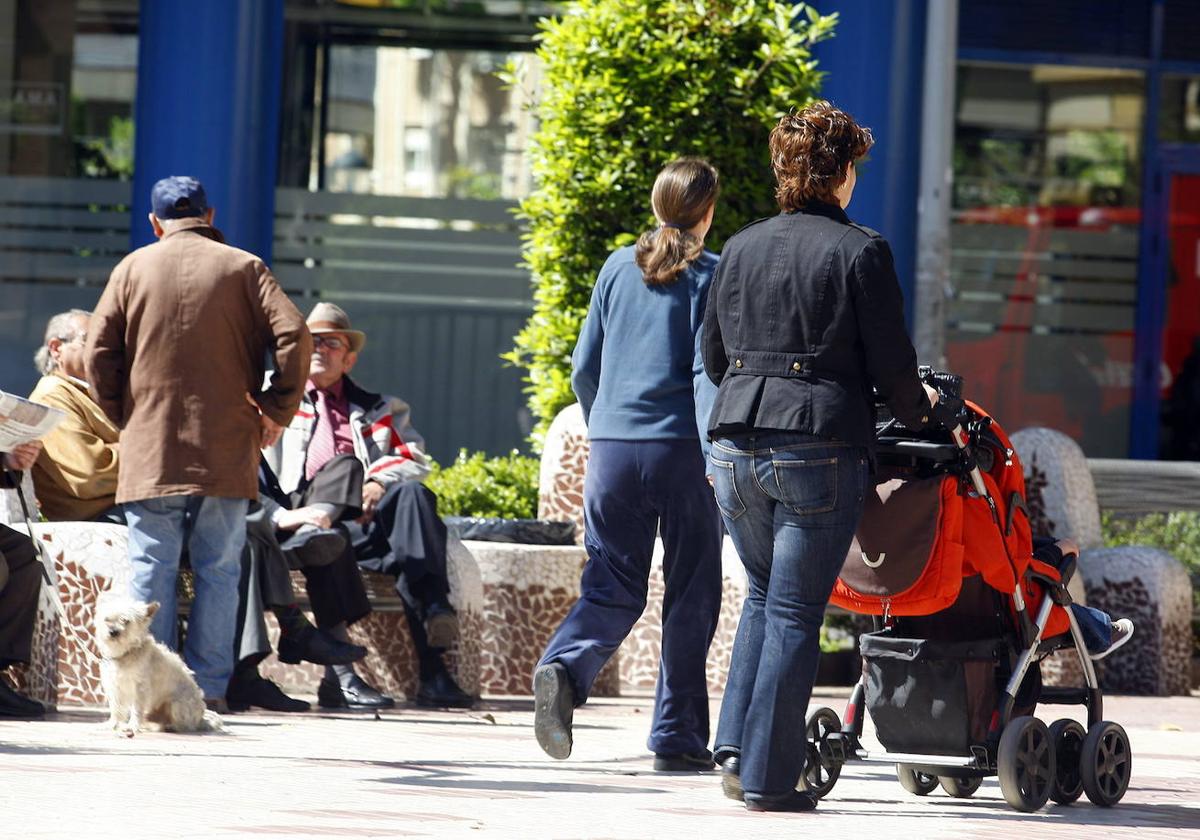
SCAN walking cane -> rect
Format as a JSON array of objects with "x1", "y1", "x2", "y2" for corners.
[{"x1": 12, "y1": 473, "x2": 66, "y2": 621}]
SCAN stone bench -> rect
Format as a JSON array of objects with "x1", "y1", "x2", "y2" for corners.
[
  {"x1": 467, "y1": 537, "x2": 748, "y2": 698},
  {"x1": 533, "y1": 404, "x2": 751, "y2": 694},
  {"x1": 1089, "y1": 458, "x2": 1200, "y2": 515},
  {"x1": 1012, "y1": 428, "x2": 1194, "y2": 695},
  {"x1": 3, "y1": 497, "x2": 484, "y2": 707}
]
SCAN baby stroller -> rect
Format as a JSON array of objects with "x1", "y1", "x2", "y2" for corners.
[{"x1": 799, "y1": 368, "x2": 1131, "y2": 812}]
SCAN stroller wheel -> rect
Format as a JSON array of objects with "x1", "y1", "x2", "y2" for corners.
[
  {"x1": 998, "y1": 716, "x2": 1055, "y2": 812},
  {"x1": 1047, "y1": 719, "x2": 1086, "y2": 804},
  {"x1": 938, "y1": 775, "x2": 983, "y2": 798},
  {"x1": 801, "y1": 707, "x2": 843, "y2": 798},
  {"x1": 896, "y1": 764, "x2": 939, "y2": 796},
  {"x1": 1080, "y1": 721, "x2": 1131, "y2": 807}
]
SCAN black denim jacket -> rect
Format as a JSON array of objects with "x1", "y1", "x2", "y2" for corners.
[{"x1": 702, "y1": 201, "x2": 929, "y2": 451}]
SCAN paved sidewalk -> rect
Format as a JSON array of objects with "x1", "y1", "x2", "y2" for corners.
[{"x1": 2, "y1": 689, "x2": 1198, "y2": 839}]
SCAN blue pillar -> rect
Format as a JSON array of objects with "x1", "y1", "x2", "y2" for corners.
[
  {"x1": 130, "y1": 1, "x2": 284, "y2": 263},
  {"x1": 813, "y1": 0, "x2": 928, "y2": 326}
]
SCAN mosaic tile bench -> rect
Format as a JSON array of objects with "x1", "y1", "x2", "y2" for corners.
[
  {"x1": 465, "y1": 537, "x2": 748, "y2": 698},
  {"x1": 1, "y1": 489, "x2": 485, "y2": 707},
  {"x1": 1012, "y1": 428, "x2": 1194, "y2": 695},
  {"x1": 536, "y1": 404, "x2": 749, "y2": 695}
]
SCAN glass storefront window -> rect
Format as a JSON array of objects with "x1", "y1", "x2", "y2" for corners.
[
  {"x1": 1160, "y1": 173, "x2": 1200, "y2": 460},
  {"x1": 0, "y1": 0, "x2": 136, "y2": 179},
  {"x1": 948, "y1": 62, "x2": 1145, "y2": 456},
  {"x1": 322, "y1": 44, "x2": 540, "y2": 200},
  {"x1": 1160, "y1": 73, "x2": 1200, "y2": 144},
  {"x1": 71, "y1": 33, "x2": 138, "y2": 179},
  {"x1": 0, "y1": 0, "x2": 137, "y2": 399},
  {"x1": 328, "y1": 0, "x2": 558, "y2": 18}
]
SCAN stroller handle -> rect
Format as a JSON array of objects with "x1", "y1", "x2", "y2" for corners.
[{"x1": 918, "y1": 368, "x2": 1031, "y2": 620}]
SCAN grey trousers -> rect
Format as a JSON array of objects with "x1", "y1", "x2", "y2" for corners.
[{"x1": 234, "y1": 506, "x2": 301, "y2": 667}]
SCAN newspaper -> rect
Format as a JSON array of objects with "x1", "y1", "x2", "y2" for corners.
[{"x1": 0, "y1": 391, "x2": 64, "y2": 450}]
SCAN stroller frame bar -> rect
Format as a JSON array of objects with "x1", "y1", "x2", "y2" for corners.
[
  {"x1": 845, "y1": 747, "x2": 986, "y2": 773},
  {"x1": 999, "y1": 574, "x2": 1102, "y2": 730}
]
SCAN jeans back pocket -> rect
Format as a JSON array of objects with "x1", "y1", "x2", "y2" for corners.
[
  {"x1": 771, "y1": 456, "x2": 838, "y2": 515},
  {"x1": 709, "y1": 457, "x2": 746, "y2": 521}
]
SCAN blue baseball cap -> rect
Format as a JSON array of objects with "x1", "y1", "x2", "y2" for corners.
[{"x1": 150, "y1": 176, "x2": 208, "y2": 219}]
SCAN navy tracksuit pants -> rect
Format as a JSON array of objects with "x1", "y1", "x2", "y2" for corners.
[{"x1": 538, "y1": 438, "x2": 723, "y2": 756}]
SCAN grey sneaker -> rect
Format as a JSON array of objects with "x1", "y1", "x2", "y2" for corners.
[
  {"x1": 533, "y1": 663, "x2": 574, "y2": 760},
  {"x1": 1091, "y1": 618, "x2": 1135, "y2": 661}
]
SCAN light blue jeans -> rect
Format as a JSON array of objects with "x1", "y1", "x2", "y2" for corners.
[{"x1": 124, "y1": 495, "x2": 249, "y2": 699}]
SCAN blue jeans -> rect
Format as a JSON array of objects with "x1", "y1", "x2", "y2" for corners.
[
  {"x1": 710, "y1": 433, "x2": 868, "y2": 801},
  {"x1": 538, "y1": 439, "x2": 723, "y2": 755},
  {"x1": 1072, "y1": 604, "x2": 1113, "y2": 652},
  {"x1": 125, "y1": 495, "x2": 249, "y2": 699}
]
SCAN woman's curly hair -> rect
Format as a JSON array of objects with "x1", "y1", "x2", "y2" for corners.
[{"x1": 770, "y1": 101, "x2": 873, "y2": 212}]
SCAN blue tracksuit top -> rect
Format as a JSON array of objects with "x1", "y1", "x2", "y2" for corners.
[{"x1": 571, "y1": 245, "x2": 719, "y2": 450}]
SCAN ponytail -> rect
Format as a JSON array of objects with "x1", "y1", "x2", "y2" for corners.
[
  {"x1": 634, "y1": 225, "x2": 706, "y2": 286},
  {"x1": 632, "y1": 157, "x2": 719, "y2": 286}
]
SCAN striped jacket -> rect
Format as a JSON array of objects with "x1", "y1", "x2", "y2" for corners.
[{"x1": 263, "y1": 375, "x2": 431, "y2": 495}]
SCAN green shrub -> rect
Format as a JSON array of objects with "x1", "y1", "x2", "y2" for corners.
[
  {"x1": 1101, "y1": 511, "x2": 1200, "y2": 653},
  {"x1": 426, "y1": 450, "x2": 540, "y2": 520},
  {"x1": 503, "y1": 0, "x2": 836, "y2": 444}
]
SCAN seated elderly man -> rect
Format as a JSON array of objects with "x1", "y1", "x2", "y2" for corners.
[
  {"x1": 29, "y1": 310, "x2": 121, "y2": 523},
  {"x1": 0, "y1": 441, "x2": 46, "y2": 718},
  {"x1": 262, "y1": 302, "x2": 473, "y2": 710},
  {"x1": 28, "y1": 309, "x2": 363, "y2": 712}
]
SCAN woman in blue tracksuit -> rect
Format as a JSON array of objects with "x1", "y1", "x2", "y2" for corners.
[{"x1": 533, "y1": 158, "x2": 724, "y2": 772}]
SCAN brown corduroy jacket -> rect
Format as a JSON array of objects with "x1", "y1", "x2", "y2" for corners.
[{"x1": 86, "y1": 218, "x2": 311, "y2": 503}]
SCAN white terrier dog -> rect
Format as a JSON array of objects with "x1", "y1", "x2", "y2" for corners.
[{"x1": 94, "y1": 597, "x2": 224, "y2": 737}]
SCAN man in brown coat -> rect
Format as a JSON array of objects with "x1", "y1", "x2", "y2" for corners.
[{"x1": 86, "y1": 176, "x2": 311, "y2": 705}]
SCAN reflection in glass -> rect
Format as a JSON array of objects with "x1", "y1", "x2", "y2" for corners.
[
  {"x1": 1160, "y1": 174, "x2": 1200, "y2": 460},
  {"x1": 1160, "y1": 74, "x2": 1200, "y2": 144},
  {"x1": 947, "y1": 63, "x2": 1145, "y2": 457},
  {"x1": 71, "y1": 33, "x2": 138, "y2": 180},
  {"x1": 323, "y1": 45, "x2": 539, "y2": 200}
]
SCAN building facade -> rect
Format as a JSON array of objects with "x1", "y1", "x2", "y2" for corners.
[{"x1": 2, "y1": 0, "x2": 1198, "y2": 460}]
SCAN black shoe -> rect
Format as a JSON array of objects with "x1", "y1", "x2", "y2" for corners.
[
  {"x1": 0, "y1": 675, "x2": 44, "y2": 718},
  {"x1": 279, "y1": 528, "x2": 346, "y2": 568},
  {"x1": 415, "y1": 670, "x2": 475, "y2": 709},
  {"x1": 533, "y1": 662, "x2": 574, "y2": 760},
  {"x1": 654, "y1": 750, "x2": 716, "y2": 772},
  {"x1": 720, "y1": 755, "x2": 744, "y2": 801},
  {"x1": 318, "y1": 675, "x2": 395, "y2": 710},
  {"x1": 227, "y1": 675, "x2": 310, "y2": 713},
  {"x1": 277, "y1": 625, "x2": 367, "y2": 666},
  {"x1": 745, "y1": 790, "x2": 819, "y2": 812}
]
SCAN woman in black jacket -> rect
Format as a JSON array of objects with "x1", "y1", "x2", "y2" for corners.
[{"x1": 702, "y1": 101, "x2": 936, "y2": 812}]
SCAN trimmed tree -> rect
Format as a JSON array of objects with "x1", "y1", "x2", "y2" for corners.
[{"x1": 503, "y1": 0, "x2": 836, "y2": 443}]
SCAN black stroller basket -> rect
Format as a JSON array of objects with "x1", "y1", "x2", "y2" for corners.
[{"x1": 860, "y1": 630, "x2": 1005, "y2": 756}]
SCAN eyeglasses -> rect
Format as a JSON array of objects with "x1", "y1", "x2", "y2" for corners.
[{"x1": 312, "y1": 334, "x2": 347, "y2": 351}]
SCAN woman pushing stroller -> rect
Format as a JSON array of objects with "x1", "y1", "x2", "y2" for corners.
[{"x1": 701, "y1": 101, "x2": 939, "y2": 811}]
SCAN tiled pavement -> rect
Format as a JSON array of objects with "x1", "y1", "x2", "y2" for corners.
[{"x1": 2, "y1": 689, "x2": 1197, "y2": 839}]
